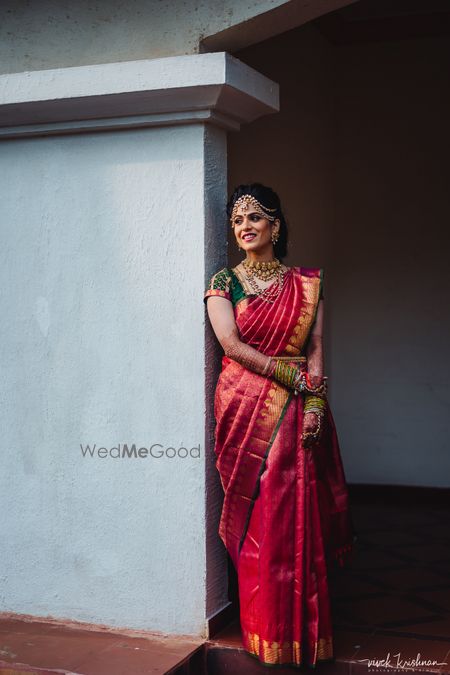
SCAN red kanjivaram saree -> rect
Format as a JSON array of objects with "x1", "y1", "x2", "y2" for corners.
[{"x1": 204, "y1": 265, "x2": 355, "y2": 668}]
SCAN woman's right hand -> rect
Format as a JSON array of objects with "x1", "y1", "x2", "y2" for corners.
[{"x1": 206, "y1": 296, "x2": 278, "y2": 376}]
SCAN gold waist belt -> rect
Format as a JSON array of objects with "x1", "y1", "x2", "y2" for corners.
[{"x1": 274, "y1": 356, "x2": 306, "y2": 362}]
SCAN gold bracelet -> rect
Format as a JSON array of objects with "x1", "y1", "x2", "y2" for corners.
[
  {"x1": 302, "y1": 414, "x2": 323, "y2": 446},
  {"x1": 262, "y1": 356, "x2": 273, "y2": 376}
]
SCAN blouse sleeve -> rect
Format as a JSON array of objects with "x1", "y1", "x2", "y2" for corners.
[{"x1": 203, "y1": 267, "x2": 232, "y2": 304}]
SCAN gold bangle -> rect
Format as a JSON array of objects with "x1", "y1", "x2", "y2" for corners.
[{"x1": 262, "y1": 356, "x2": 273, "y2": 376}]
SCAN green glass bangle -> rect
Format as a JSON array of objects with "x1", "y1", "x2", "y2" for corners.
[{"x1": 273, "y1": 360, "x2": 298, "y2": 388}]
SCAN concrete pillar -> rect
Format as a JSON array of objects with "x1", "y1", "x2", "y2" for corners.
[{"x1": 0, "y1": 52, "x2": 278, "y2": 637}]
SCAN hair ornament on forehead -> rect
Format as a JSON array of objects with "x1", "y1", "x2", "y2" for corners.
[{"x1": 230, "y1": 194, "x2": 277, "y2": 224}]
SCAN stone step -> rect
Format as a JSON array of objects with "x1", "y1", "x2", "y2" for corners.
[{"x1": 0, "y1": 617, "x2": 204, "y2": 675}]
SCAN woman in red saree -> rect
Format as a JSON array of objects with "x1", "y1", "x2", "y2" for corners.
[{"x1": 204, "y1": 184, "x2": 355, "y2": 669}]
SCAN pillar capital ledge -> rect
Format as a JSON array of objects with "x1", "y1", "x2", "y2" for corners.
[{"x1": 0, "y1": 52, "x2": 279, "y2": 139}]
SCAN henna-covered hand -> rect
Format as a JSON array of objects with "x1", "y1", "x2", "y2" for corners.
[
  {"x1": 302, "y1": 411, "x2": 323, "y2": 448},
  {"x1": 206, "y1": 295, "x2": 272, "y2": 375}
]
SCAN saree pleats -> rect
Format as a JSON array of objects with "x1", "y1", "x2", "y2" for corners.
[
  {"x1": 238, "y1": 391, "x2": 334, "y2": 667},
  {"x1": 211, "y1": 267, "x2": 354, "y2": 668}
]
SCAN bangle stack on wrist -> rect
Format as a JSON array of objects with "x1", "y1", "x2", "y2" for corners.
[
  {"x1": 304, "y1": 395, "x2": 327, "y2": 414},
  {"x1": 303, "y1": 393, "x2": 327, "y2": 446},
  {"x1": 273, "y1": 360, "x2": 299, "y2": 388},
  {"x1": 267, "y1": 355, "x2": 329, "y2": 447},
  {"x1": 269, "y1": 357, "x2": 328, "y2": 398}
]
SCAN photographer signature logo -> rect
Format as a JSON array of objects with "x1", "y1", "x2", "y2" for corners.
[{"x1": 357, "y1": 651, "x2": 448, "y2": 672}]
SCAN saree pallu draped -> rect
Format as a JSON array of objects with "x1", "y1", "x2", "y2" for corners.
[{"x1": 210, "y1": 266, "x2": 354, "y2": 668}]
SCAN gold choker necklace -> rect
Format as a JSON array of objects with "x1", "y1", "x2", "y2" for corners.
[{"x1": 243, "y1": 257, "x2": 281, "y2": 281}]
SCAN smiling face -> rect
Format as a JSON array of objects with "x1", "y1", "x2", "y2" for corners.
[{"x1": 231, "y1": 204, "x2": 280, "y2": 259}]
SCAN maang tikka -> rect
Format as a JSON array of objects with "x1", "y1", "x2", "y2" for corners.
[{"x1": 230, "y1": 194, "x2": 277, "y2": 225}]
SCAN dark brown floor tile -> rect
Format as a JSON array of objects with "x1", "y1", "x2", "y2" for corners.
[
  {"x1": 351, "y1": 547, "x2": 410, "y2": 570},
  {"x1": 416, "y1": 588, "x2": 450, "y2": 613},
  {"x1": 330, "y1": 572, "x2": 385, "y2": 599},
  {"x1": 397, "y1": 545, "x2": 450, "y2": 564},
  {"x1": 332, "y1": 629, "x2": 374, "y2": 661},
  {"x1": 332, "y1": 594, "x2": 439, "y2": 628},
  {"x1": 360, "y1": 530, "x2": 424, "y2": 547},
  {"x1": 0, "y1": 625, "x2": 203, "y2": 675},
  {"x1": 0, "y1": 631, "x2": 117, "y2": 671},
  {"x1": 394, "y1": 617, "x2": 450, "y2": 640},
  {"x1": 0, "y1": 622, "x2": 56, "y2": 637},
  {"x1": 75, "y1": 639, "x2": 202, "y2": 675},
  {"x1": 206, "y1": 646, "x2": 347, "y2": 674},
  {"x1": 351, "y1": 666, "x2": 441, "y2": 675},
  {"x1": 166, "y1": 645, "x2": 205, "y2": 675},
  {"x1": 439, "y1": 649, "x2": 450, "y2": 674},
  {"x1": 312, "y1": 662, "x2": 349, "y2": 674},
  {"x1": 373, "y1": 515, "x2": 442, "y2": 535},
  {"x1": 431, "y1": 566, "x2": 450, "y2": 583},
  {"x1": 351, "y1": 504, "x2": 394, "y2": 519},
  {"x1": 377, "y1": 567, "x2": 450, "y2": 592},
  {"x1": 406, "y1": 529, "x2": 450, "y2": 546},
  {"x1": 208, "y1": 619, "x2": 243, "y2": 648},
  {"x1": 0, "y1": 662, "x2": 64, "y2": 674}
]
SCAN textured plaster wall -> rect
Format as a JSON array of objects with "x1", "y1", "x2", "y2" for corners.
[
  {"x1": 0, "y1": 0, "x2": 290, "y2": 74},
  {"x1": 0, "y1": 124, "x2": 210, "y2": 634},
  {"x1": 229, "y1": 25, "x2": 450, "y2": 487},
  {"x1": 203, "y1": 125, "x2": 230, "y2": 621}
]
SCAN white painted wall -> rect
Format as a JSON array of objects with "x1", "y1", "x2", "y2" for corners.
[
  {"x1": 229, "y1": 25, "x2": 450, "y2": 487},
  {"x1": 0, "y1": 48, "x2": 279, "y2": 636},
  {"x1": 0, "y1": 125, "x2": 210, "y2": 634},
  {"x1": 0, "y1": 0, "x2": 356, "y2": 75},
  {"x1": 0, "y1": 0, "x2": 290, "y2": 74}
]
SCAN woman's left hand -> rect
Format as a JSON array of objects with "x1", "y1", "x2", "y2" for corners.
[{"x1": 302, "y1": 411, "x2": 322, "y2": 447}]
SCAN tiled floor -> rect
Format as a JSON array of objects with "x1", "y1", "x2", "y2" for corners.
[
  {"x1": 329, "y1": 501, "x2": 450, "y2": 672},
  {"x1": 208, "y1": 501, "x2": 450, "y2": 673}
]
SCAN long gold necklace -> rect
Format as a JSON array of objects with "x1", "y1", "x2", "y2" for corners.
[{"x1": 244, "y1": 265, "x2": 287, "y2": 304}]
